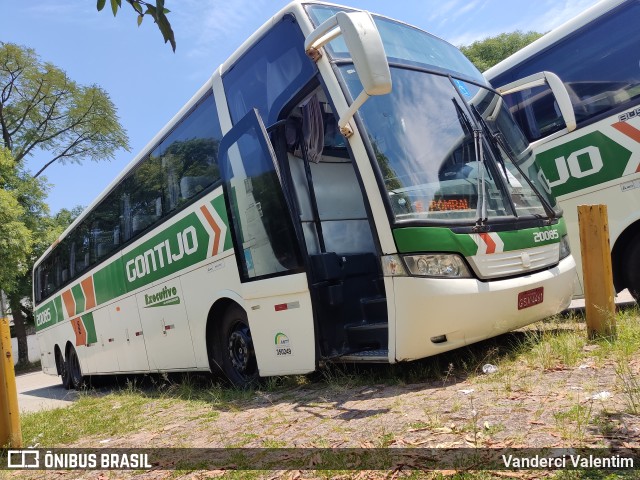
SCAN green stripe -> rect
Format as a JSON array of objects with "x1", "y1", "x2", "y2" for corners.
[
  {"x1": 394, "y1": 219, "x2": 567, "y2": 256},
  {"x1": 71, "y1": 284, "x2": 85, "y2": 314},
  {"x1": 211, "y1": 195, "x2": 232, "y2": 252},
  {"x1": 34, "y1": 296, "x2": 63, "y2": 331},
  {"x1": 121, "y1": 212, "x2": 210, "y2": 292},
  {"x1": 81, "y1": 312, "x2": 97, "y2": 344},
  {"x1": 498, "y1": 220, "x2": 567, "y2": 251},
  {"x1": 536, "y1": 131, "x2": 631, "y2": 197},
  {"x1": 93, "y1": 258, "x2": 127, "y2": 305},
  {"x1": 38, "y1": 192, "x2": 232, "y2": 324},
  {"x1": 394, "y1": 227, "x2": 478, "y2": 256}
]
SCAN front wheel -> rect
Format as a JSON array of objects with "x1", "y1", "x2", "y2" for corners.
[
  {"x1": 220, "y1": 306, "x2": 259, "y2": 388},
  {"x1": 625, "y1": 235, "x2": 640, "y2": 303}
]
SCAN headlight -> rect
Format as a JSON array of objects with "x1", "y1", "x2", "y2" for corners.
[
  {"x1": 403, "y1": 254, "x2": 471, "y2": 278},
  {"x1": 559, "y1": 234, "x2": 571, "y2": 260}
]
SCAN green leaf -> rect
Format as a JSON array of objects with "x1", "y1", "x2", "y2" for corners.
[
  {"x1": 137, "y1": 14, "x2": 143, "y2": 26},
  {"x1": 145, "y1": 5, "x2": 157, "y2": 17},
  {"x1": 155, "y1": 9, "x2": 176, "y2": 52},
  {"x1": 130, "y1": 0, "x2": 143, "y2": 15},
  {"x1": 110, "y1": 0, "x2": 119, "y2": 16},
  {"x1": 96, "y1": 0, "x2": 107, "y2": 12}
]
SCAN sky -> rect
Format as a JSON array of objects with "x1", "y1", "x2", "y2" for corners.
[{"x1": 2, "y1": 0, "x2": 601, "y2": 214}]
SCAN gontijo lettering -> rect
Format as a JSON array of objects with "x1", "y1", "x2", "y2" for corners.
[{"x1": 126, "y1": 226, "x2": 198, "y2": 282}]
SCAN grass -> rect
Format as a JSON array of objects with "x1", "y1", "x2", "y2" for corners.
[
  {"x1": 10, "y1": 306, "x2": 640, "y2": 479},
  {"x1": 13, "y1": 360, "x2": 41, "y2": 375}
]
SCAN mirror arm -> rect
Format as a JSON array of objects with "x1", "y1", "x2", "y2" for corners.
[
  {"x1": 304, "y1": 17, "x2": 340, "y2": 61},
  {"x1": 338, "y1": 90, "x2": 369, "y2": 137}
]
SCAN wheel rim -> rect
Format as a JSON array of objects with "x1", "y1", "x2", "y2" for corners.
[
  {"x1": 227, "y1": 321, "x2": 257, "y2": 379},
  {"x1": 69, "y1": 352, "x2": 82, "y2": 385}
]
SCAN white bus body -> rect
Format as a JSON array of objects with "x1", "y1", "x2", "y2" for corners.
[{"x1": 34, "y1": 1, "x2": 576, "y2": 388}]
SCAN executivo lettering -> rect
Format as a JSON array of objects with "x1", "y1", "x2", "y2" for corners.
[
  {"x1": 144, "y1": 285, "x2": 180, "y2": 308},
  {"x1": 126, "y1": 226, "x2": 198, "y2": 282}
]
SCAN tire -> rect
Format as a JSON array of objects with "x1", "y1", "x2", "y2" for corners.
[
  {"x1": 625, "y1": 235, "x2": 640, "y2": 303},
  {"x1": 59, "y1": 351, "x2": 72, "y2": 390},
  {"x1": 67, "y1": 346, "x2": 85, "y2": 390},
  {"x1": 220, "y1": 306, "x2": 259, "y2": 388}
]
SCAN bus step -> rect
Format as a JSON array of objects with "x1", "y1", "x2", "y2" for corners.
[
  {"x1": 360, "y1": 295, "x2": 387, "y2": 323},
  {"x1": 334, "y1": 349, "x2": 389, "y2": 363},
  {"x1": 344, "y1": 321, "x2": 388, "y2": 351}
]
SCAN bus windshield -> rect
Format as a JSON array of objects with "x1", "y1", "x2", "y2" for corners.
[
  {"x1": 307, "y1": 5, "x2": 558, "y2": 224},
  {"x1": 338, "y1": 66, "x2": 559, "y2": 224}
]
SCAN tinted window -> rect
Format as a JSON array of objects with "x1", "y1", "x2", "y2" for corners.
[
  {"x1": 221, "y1": 110, "x2": 303, "y2": 280},
  {"x1": 159, "y1": 94, "x2": 222, "y2": 213},
  {"x1": 223, "y1": 15, "x2": 316, "y2": 126},
  {"x1": 35, "y1": 93, "x2": 223, "y2": 303},
  {"x1": 492, "y1": 1, "x2": 640, "y2": 141},
  {"x1": 121, "y1": 93, "x2": 223, "y2": 241}
]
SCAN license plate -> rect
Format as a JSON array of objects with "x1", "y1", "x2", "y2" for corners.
[{"x1": 518, "y1": 287, "x2": 544, "y2": 310}]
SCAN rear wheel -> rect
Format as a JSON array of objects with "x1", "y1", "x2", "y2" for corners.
[
  {"x1": 67, "y1": 346, "x2": 85, "y2": 390},
  {"x1": 220, "y1": 306, "x2": 259, "y2": 388},
  {"x1": 625, "y1": 235, "x2": 640, "y2": 303},
  {"x1": 58, "y1": 350, "x2": 72, "y2": 390}
]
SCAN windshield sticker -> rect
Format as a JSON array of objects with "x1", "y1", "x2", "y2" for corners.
[{"x1": 453, "y1": 79, "x2": 471, "y2": 97}]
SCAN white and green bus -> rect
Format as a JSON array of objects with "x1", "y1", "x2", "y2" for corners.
[
  {"x1": 33, "y1": 1, "x2": 576, "y2": 389},
  {"x1": 485, "y1": 0, "x2": 640, "y2": 301}
]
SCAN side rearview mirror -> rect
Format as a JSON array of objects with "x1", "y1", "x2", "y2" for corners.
[
  {"x1": 305, "y1": 11, "x2": 392, "y2": 137},
  {"x1": 495, "y1": 71, "x2": 577, "y2": 136}
]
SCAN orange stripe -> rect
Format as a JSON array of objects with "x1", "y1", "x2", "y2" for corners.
[
  {"x1": 612, "y1": 121, "x2": 640, "y2": 143},
  {"x1": 200, "y1": 205, "x2": 221, "y2": 256},
  {"x1": 81, "y1": 277, "x2": 96, "y2": 310},
  {"x1": 71, "y1": 317, "x2": 87, "y2": 346},
  {"x1": 479, "y1": 233, "x2": 497, "y2": 254},
  {"x1": 61, "y1": 290, "x2": 76, "y2": 317}
]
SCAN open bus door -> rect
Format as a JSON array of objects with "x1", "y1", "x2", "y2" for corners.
[{"x1": 218, "y1": 108, "x2": 317, "y2": 382}]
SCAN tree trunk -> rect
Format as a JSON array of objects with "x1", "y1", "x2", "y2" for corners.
[{"x1": 9, "y1": 293, "x2": 29, "y2": 365}]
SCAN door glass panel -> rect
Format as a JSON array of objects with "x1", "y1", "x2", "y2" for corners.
[{"x1": 220, "y1": 109, "x2": 303, "y2": 281}]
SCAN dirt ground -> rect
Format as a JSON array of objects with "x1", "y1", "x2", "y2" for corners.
[{"x1": 7, "y1": 321, "x2": 640, "y2": 479}]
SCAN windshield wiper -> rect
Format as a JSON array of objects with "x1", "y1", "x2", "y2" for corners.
[
  {"x1": 469, "y1": 105, "x2": 557, "y2": 223},
  {"x1": 452, "y1": 98, "x2": 488, "y2": 230},
  {"x1": 473, "y1": 127, "x2": 488, "y2": 229}
]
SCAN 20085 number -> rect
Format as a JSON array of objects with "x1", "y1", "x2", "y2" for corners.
[{"x1": 533, "y1": 230, "x2": 559, "y2": 243}]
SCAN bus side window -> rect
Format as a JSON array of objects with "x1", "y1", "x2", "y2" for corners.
[
  {"x1": 159, "y1": 93, "x2": 223, "y2": 212},
  {"x1": 223, "y1": 15, "x2": 315, "y2": 127}
]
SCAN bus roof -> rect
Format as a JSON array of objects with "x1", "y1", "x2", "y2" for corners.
[
  {"x1": 33, "y1": 0, "x2": 462, "y2": 269},
  {"x1": 484, "y1": 0, "x2": 627, "y2": 80}
]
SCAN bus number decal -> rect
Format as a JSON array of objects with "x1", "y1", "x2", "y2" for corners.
[
  {"x1": 533, "y1": 229, "x2": 559, "y2": 243},
  {"x1": 36, "y1": 308, "x2": 52, "y2": 328},
  {"x1": 274, "y1": 332, "x2": 293, "y2": 356}
]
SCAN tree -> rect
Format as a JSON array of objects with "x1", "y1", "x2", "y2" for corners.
[
  {"x1": 460, "y1": 31, "x2": 544, "y2": 72},
  {"x1": 0, "y1": 42, "x2": 130, "y2": 177},
  {"x1": 0, "y1": 147, "x2": 51, "y2": 363},
  {"x1": 97, "y1": 0, "x2": 176, "y2": 52},
  {"x1": 0, "y1": 148, "x2": 32, "y2": 293},
  {"x1": 0, "y1": 43, "x2": 127, "y2": 363}
]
